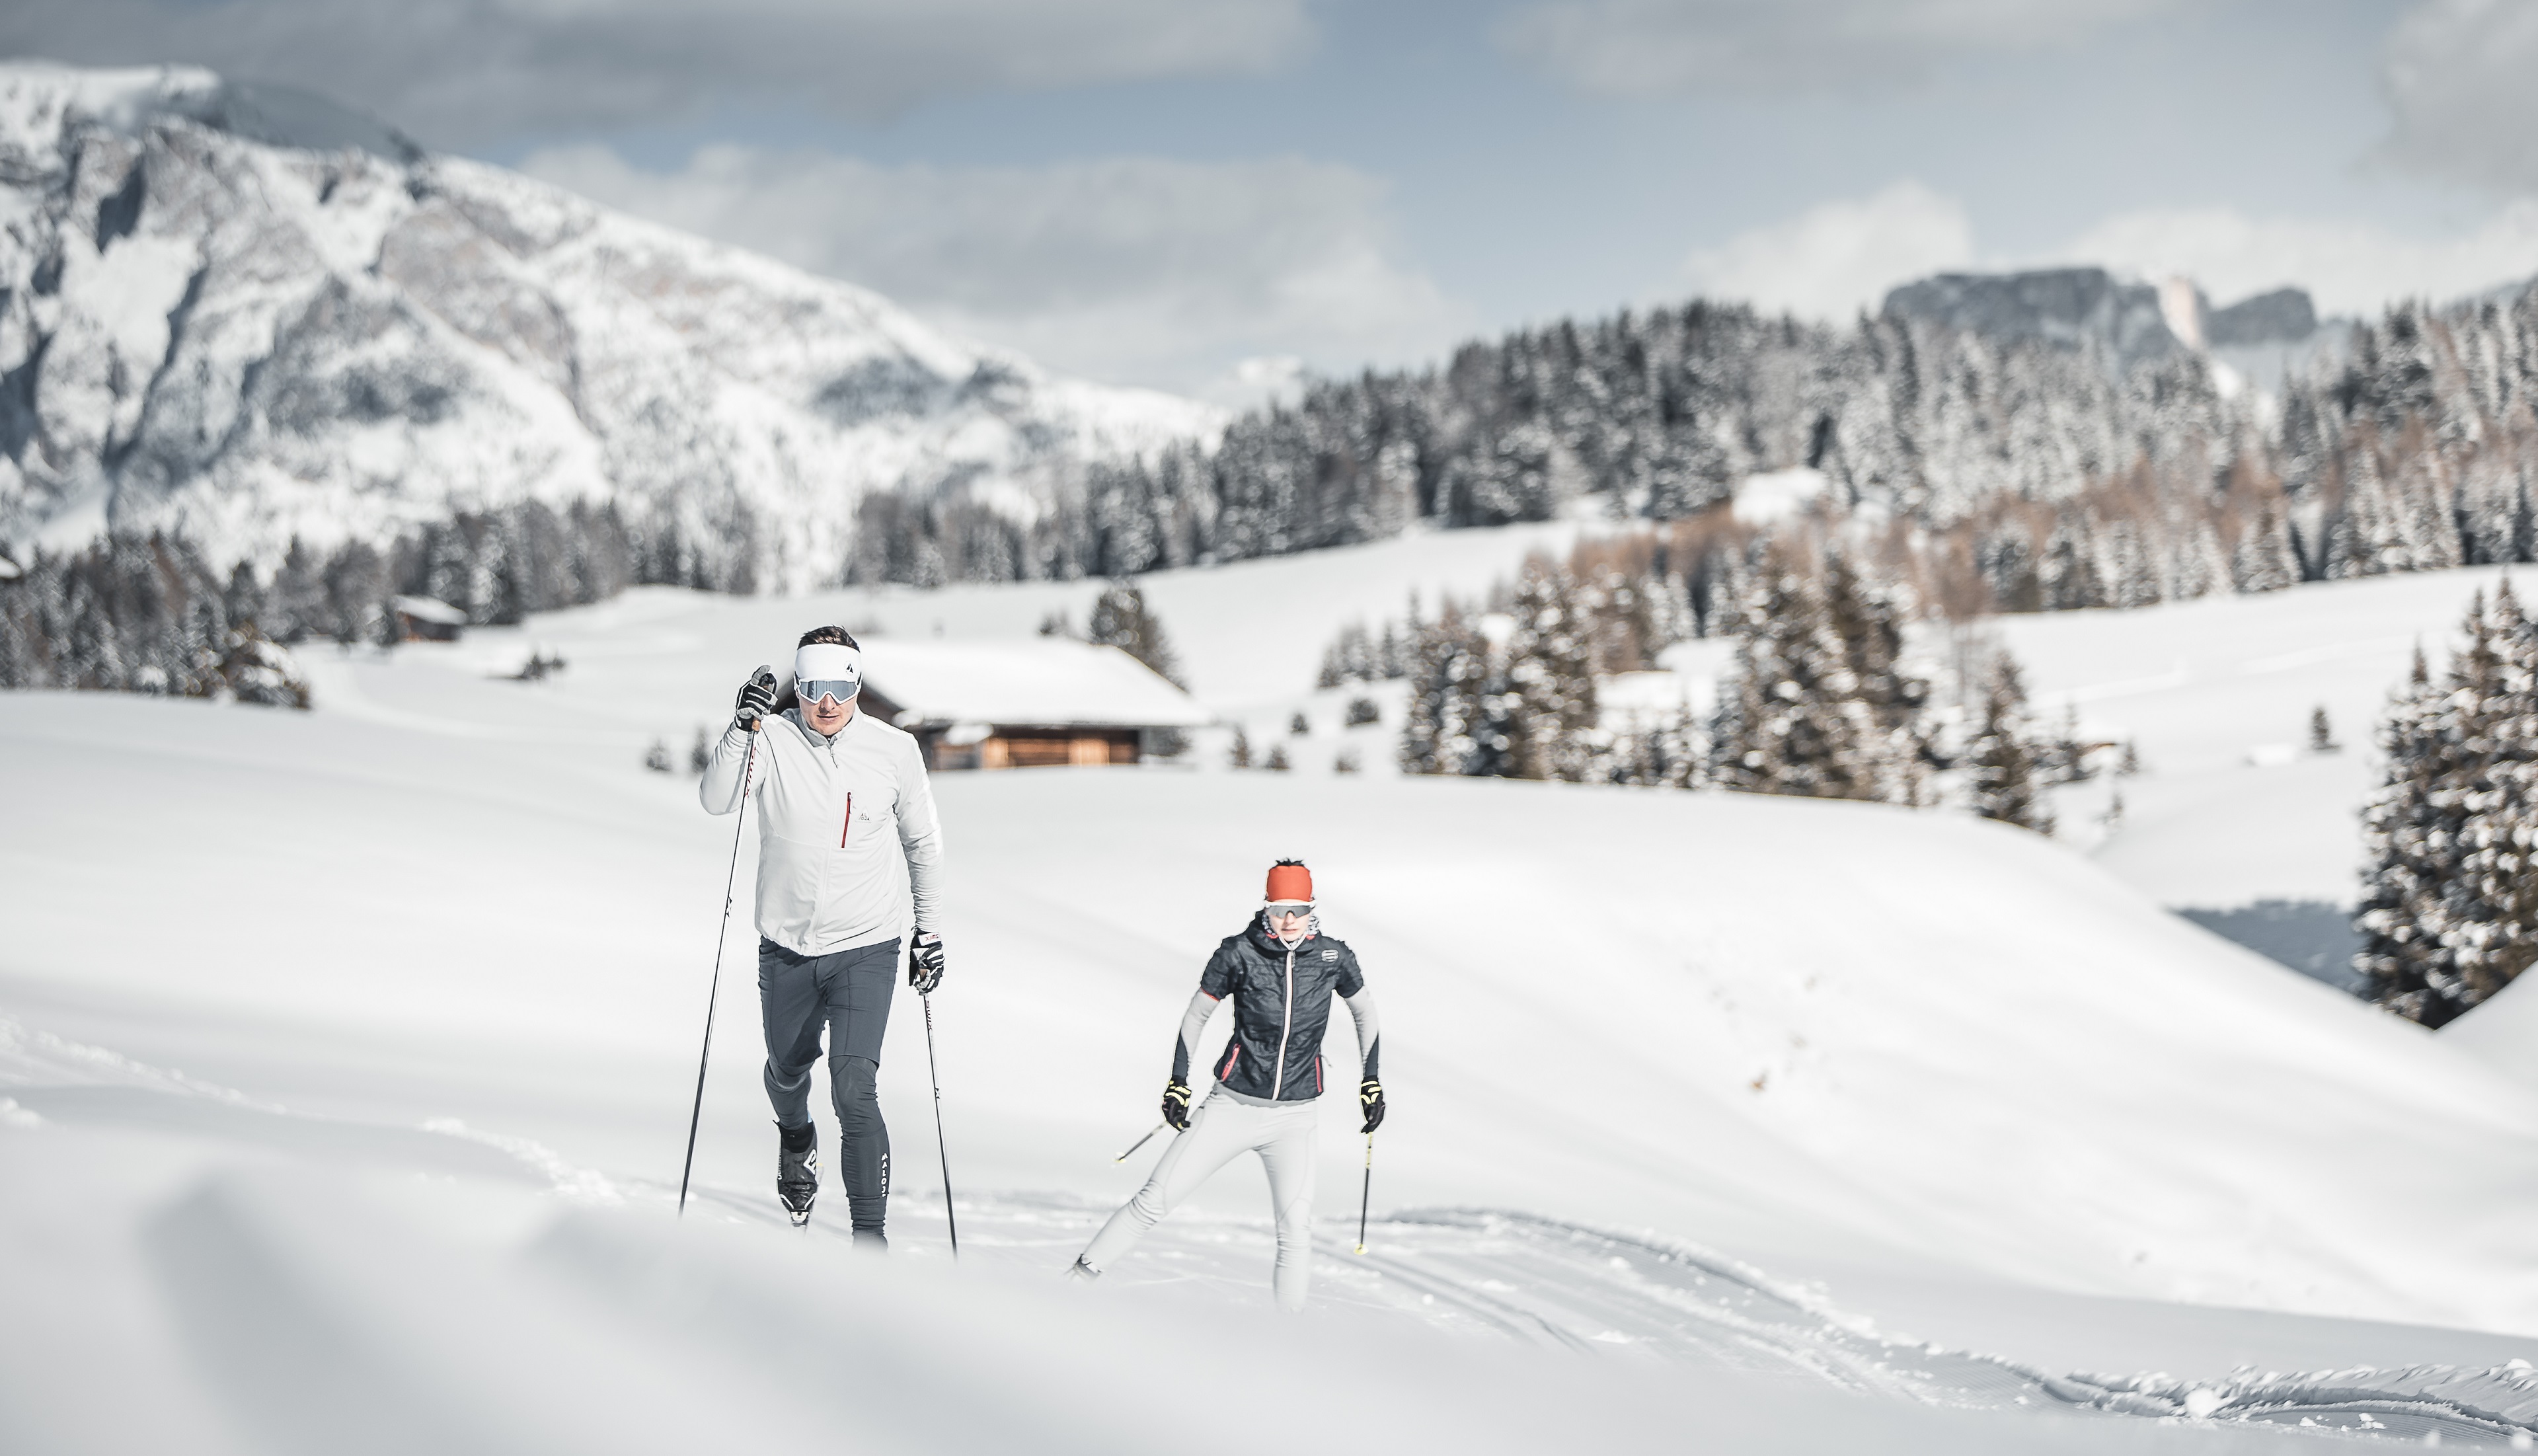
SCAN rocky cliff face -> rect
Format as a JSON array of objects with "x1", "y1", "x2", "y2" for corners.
[
  {"x1": 1881, "y1": 267, "x2": 2192, "y2": 375},
  {"x1": 0, "y1": 62, "x2": 1219, "y2": 591}
]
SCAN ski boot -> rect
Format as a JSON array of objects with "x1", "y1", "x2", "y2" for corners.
[{"x1": 776, "y1": 1120, "x2": 819, "y2": 1227}]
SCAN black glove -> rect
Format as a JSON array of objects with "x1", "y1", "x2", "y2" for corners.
[
  {"x1": 1359, "y1": 1077, "x2": 1385, "y2": 1134},
  {"x1": 1161, "y1": 1079, "x2": 1194, "y2": 1131},
  {"x1": 733, "y1": 666, "x2": 777, "y2": 732},
  {"x1": 907, "y1": 930, "x2": 944, "y2": 993}
]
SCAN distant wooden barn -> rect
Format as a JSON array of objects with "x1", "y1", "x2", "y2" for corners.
[
  {"x1": 389, "y1": 595, "x2": 467, "y2": 642},
  {"x1": 855, "y1": 640, "x2": 1212, "y2": 770}
]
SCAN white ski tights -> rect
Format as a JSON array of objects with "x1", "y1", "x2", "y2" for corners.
[{"x1": 1079, "y1": 1092, "x2": 1319, "y2": 1312}]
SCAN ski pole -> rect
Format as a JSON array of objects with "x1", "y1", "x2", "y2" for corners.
[
  {"x1": 1114, "y1": 1122, "x2": 1168, "y2": 1163},
  {"x1": 1355, "y1": 1131, "x2": 1375, "y2": 1254},
  {"x1": 677, "y1": 712, "x2": 761, "y2": 1217},
  {"x1": 921, "y1": 990, "x2": 959, "y2": 1258}
]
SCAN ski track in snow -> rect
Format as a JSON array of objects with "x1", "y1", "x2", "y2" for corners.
[
  {"x1": 684, "y1": 1176, "x2": 2538, "y2": 1447},
  {"x1": 14, "y1": 1005, "x2": 2538, "y2": 1446}
]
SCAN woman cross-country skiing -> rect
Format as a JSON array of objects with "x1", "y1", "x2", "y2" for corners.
[
  {"x1": 1072, "y1": 859, "x2": 1384, "y2": 1311},
  {"x1": 701, "y1": 626, "x2": 945, "y2": 1244}
]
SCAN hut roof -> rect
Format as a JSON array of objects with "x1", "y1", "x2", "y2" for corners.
[{"x1": 863, "y1": 639, "x2": 1211, "y2": 730}]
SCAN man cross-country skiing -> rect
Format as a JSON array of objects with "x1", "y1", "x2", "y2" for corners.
[
  {"x1": 1072, "y1": 859, "x2": 1384, "y2": 1311},
  {"x1": 702, "y1": 627, "x2": 944, "y2": 1243}
]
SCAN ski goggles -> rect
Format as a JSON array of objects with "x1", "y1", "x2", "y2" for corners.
[
  {"x1": 1264, "y1": 901, "x2": 1314, "y2": 919},
  {"x1": 792, "y1": 642, "x2": 861, "y2": 707}
]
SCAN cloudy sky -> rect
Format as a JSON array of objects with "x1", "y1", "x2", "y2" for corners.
[{"x1": 10, "y1": 0, "x2": 2536, "y2": 404}]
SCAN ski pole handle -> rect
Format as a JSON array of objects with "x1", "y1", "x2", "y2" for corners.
[{"x1": 1114, "y1": 1122, "x2": 1169, "y2": 1163}]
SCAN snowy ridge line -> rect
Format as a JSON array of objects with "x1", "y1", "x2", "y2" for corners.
[
  {"x1": 0, "y1": 1013, "x2": 275, "y2": 1109},
  {"x1": 0, "y1": 1010, "x2": 623, "y2": 1204},
  {"x1": 418, "y1": 1118, "x2": 623, "y2": 1204}
]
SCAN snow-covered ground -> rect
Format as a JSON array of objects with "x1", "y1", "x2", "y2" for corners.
[
  {"x1": 13, "y1": 548, "x2": 2538, "y2": 1451},
  {"x1": 1984, "y1": 569, "x2": 2525, "y2": 909}
]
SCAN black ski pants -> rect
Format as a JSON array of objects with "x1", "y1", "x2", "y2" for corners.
[{"x1": 758, "y1": 936, "x2": 897, "y2": 1231}]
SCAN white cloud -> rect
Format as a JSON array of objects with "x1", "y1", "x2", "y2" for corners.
[
  {"x1": 520, "y1": 144, "x2": 1471, "y2": 404},
  {"x1": 1679, "y1": 181, "x2": 1974, "y2": 320},
  {"x1": 1496, "y1": 0, "x2": 2187, "y2": 93},
  {"x1": 2059, "y1": 202, "x2": 2538, "y2": 315},
  {"x1": 0, "y1": 0, "x2": 1311, "y2": 146},
  {"x1": 2378, "y1": 0, "x2": 2538, "y2": 195}
]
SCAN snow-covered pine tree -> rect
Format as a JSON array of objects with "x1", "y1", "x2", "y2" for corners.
[
  {"x1": 1606, "y1": 705, "x2": 1703, "y2": 788},
  {"x1": 1315, "y1": 621, "x2": 1378, "y2": 688},
  {"x1": 2441, "y1": 584, "x2": 2538, "y2": 1009},
  {"x1": 1503, "y1": 555, "x2": 1599, "y2": 782},
  {"x1": 1087, "y1": 580, "x2": 1186, "y2": 688},
  {"x1": 1711, "y1": 547, "x2": 1880, "y2": 800},
  {"x1": 268, "y1": 537, "x2": 327, "y2": 642},
  {"x1": 1965, "y1": 651, "x2": 2054, "y2": 835},
  {"x1": 1228, "y1": 725, "x2": 1253, "y2": 769},
  {"x1": 1397, "y1": 602, "x2": 1490, "y2": 776},
  {"x1": 2360, "y1": 585, "x2": 2538, "y2": 1022},
  {"x1": 2357, "y1": 644, "x2": 2457, "y2": 1020},
  {"x1": 2231, "y1": 502, "x2": 2301, "y2": 593},
  {"x1": 1819, "y1": 553, "x2": 1933, "y2": 806}
]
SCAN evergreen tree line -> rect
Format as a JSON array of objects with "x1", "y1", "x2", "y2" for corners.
[
  {"x1": 843, "y1": 280, "x2": 2538, "y2": 607},
  {"x1": 2356, "y1": 582, "x2": 2538, "y2": 1025},
  {"x1": 0, "y1": 497, "x2": 759, "y2": 701},
  {"x1": 1385, "y1": 539, "x2": 2089, "y2": 829},
  {"x1": 0, "y1": 534, "x2": 311, "y2": 705}
]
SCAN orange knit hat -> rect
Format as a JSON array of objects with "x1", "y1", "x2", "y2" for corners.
[{"x1": 1264, "y1": 859, "x2": 1313, "y2": 903}]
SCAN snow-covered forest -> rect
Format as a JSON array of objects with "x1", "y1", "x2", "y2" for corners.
[{"x1": 865, "y1": 272, "x2": 2538, "y2": 616}]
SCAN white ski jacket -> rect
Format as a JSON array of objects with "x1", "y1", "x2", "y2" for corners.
[{"x1": 701, "y1": 706, "x2": 943, "y2": 956}]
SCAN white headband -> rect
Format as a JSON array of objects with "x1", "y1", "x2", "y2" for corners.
[{"x1": 794, "y1": 642, "x2": 862, "y2": 694}]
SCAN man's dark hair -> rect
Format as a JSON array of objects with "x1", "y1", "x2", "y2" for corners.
[{"x1": 798, "y1": 625, "x2": 861, "y2": 649}]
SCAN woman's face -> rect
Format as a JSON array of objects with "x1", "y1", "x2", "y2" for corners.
[{"x1": 1264, "y1": 903, "x2": 1311, "y2": 938}]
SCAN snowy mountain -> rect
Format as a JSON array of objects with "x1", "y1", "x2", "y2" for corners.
[{"x1": 0, "y1": 61, "x2": 1221, "y2": 592}]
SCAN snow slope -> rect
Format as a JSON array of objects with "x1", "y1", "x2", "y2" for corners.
[
  {"x1": 0, "y1": 61, "x2": 1217, "y2": 586},
  {"x1": 14, "y1": 568, "x2": 2538, "y2": 1448},
  {"x1": 1982, "y1": 569, "x2": 2524, "y2": 909},
  {"x1": 787, "y1": 544, "x2": 2527, "y2": 920}
]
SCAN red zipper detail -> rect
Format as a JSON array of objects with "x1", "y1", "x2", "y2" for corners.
[
  {"x1": 1218, "y1": 1046, "x2": 1239, "y2": 1081},
  {"x1": 839, "y1": 792, "x2": 853, "y2": 848},
  {"x1": 1314, "y1": 1055, "x2": 1323, "y2": 1093}
]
